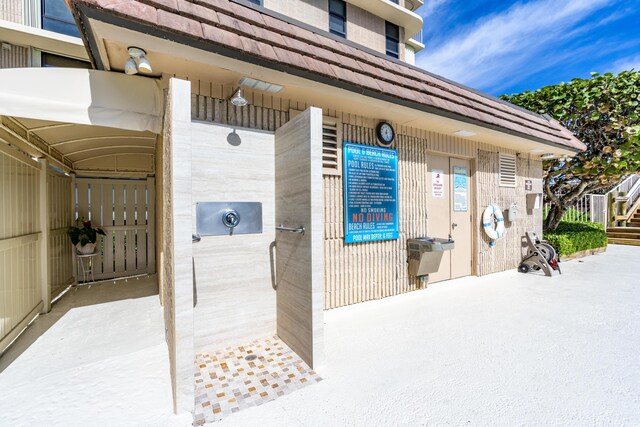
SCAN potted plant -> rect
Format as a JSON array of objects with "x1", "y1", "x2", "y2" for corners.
[{"x1": 68, "y1": 219, "x2": 106, "y2": 254}]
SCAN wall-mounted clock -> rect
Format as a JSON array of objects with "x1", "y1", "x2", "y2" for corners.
[{"x1": 376, "y1": 121, "x2": 395, "y2": 146}]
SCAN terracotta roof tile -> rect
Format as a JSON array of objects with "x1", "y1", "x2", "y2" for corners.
[
  {"x1": 157, "y1": 8, "x2": 203, "y2": 38},
  {"x1": 272, "y1": 45, "x2": 306, "y2": 67},
  {"x1": 333, "y1": 53, "x2": 363, "y2": 73},
  {"x1": 251, "y1": 25, "x2": 286, "y2": 47},
  {"x1": 286, "y1": 23, "x2": 322, "y2": 46},
  {"x1": 303, "y1": 56, "x2": 338, "y2": 80},
  {"x1": 176, "y1": 0, "x2": 218, "y2": 25},
  {"x1": 281, "y1": 35, "x2": 311, "y2": 54},
  {"x1": 201, "y1": 23, "x2": 243, "y2": 50},
  {"x1": 191, "y1": 0, "x2": 227, "y2": 10},
  {"x1": 351, "y1": 72, "x2": 383, "y2": 92},
  {"x1": 68, "y1": 0, "x2": 585, "y2": 151},
  {"x1": 217, "y1": 11, "x2": 254, "y2": 37},
  {"x1": 142, "y1": 0, "x2": 177, "y2": 10},
  {"x1": 239, "y1": 36, "x2": 278, "y2": 63},
  {"x1": 99, "y1": 1, "x2": 158, "y2": 22}
]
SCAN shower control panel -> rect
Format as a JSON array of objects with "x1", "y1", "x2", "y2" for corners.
[{"x1": 196, "y1": 202, "x2": 262, "y2": 236}]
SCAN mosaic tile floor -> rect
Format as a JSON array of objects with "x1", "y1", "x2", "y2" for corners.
[{"x1": 193, "y1": 336, "x2": 323, "y2": 424}]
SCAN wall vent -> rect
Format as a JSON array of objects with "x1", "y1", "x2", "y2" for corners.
[
  {"x1": 498, "y1": 153, "x2": 517, "y2": 187},
  {"x1": 322, "y1": 118, "x2": 342, "y2": 176}
]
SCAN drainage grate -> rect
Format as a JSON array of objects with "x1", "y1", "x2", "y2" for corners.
[{"x1": 244, "y1": 354, "x2": 258, "y2": 361}]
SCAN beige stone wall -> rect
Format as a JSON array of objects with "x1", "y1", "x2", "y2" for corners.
[
  {"x1": 476, "y1": 151, "x2": 543, "y2": 275},
  {"x1": 274, "y1": 107, "x2": 325, "y2": 368},
  {"x1": 162, "y1": 78, "x2": 194, "y2": 414},
  {"x1": 0, "y1": 0, "x2": 22, "y2": 24},
  {"x1": 346, "y1": 3, "x2": 385, "y2": 55},
  {"x1": 0, "y1": 43, "x2": 29, "y2": 69},
  {"x1": 263, "y1": 0, "x2": 405, "y2": 59},
  {"x1": 263, "y1": 0, "x2": 328, "y2": 31},
  {"x1": 160, "y1": 87, "x2": 176, "y2": 409},
  {"x1": 190, "y1": 122, "x2": 277, "y2": 352},
  {"x1": 190, "y1": 87, "x2": 545, "y2": 310}
]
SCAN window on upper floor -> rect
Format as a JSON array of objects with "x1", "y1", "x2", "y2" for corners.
[
  {"x1": 41, "y1": 53, "x2": 91, "y2": 69},
  {"x1": 385, "y1": 21, "x2": 400, "y2": 58},
  {"x1": 42, "y1": 0, "x2": 80, "y2": 37},
  {"x1": 329, "y1": 0, "x2": 347, "y2": 38},
  {"x1": 246, "y1": 0, "x2": 262, "y2": 5}
]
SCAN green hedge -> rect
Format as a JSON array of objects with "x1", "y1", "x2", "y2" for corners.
[{"x1": 544, "y1": 221, "x2": 608, "y2": 256}]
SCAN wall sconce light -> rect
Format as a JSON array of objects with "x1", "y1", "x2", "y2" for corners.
[
  {"x1": 124, "y1": 47, "x2": 152, "y2": 75},
  {"x1": 229, "y1": 88, "x2": 248, "y2": 107}
]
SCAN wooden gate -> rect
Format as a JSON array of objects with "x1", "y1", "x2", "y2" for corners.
[{"x1": 75, "y1": 177, "x2": 155, "y2": 281}]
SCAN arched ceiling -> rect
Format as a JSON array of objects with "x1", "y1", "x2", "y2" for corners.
[{"x1": 1, "y1": 116, "x2": 157, "y2": 175}]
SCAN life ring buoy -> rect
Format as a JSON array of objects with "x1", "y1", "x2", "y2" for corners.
[{"x1": 483, "y1": 204, "x2": 505, "y2": 241}]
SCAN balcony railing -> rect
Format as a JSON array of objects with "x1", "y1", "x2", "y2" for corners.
[{"x1": 409, "y1": 28, "x2": 423, "y2": 45}]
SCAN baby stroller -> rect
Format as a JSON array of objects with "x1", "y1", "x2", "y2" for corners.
[{"x1": 518, "y1": 232, "x2": 561, "y2": 277}]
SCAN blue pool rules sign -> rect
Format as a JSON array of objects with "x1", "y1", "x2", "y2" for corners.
[{"x1": 343, "y1": 142, "x2": 399, "y2": 244}]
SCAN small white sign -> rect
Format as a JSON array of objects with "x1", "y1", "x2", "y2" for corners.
[
  {"x1": 453, "y1": 166, "x2": 468, "y2": 212},
  {"x1": 432, "y1": 169, "x2": 444, "y2": 198}
]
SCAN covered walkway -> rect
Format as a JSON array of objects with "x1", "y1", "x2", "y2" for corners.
[{"x1": 0, "y1": 276, "x2": 190, "y2": 426}]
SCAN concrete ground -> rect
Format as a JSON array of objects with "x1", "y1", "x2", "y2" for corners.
[
  {"x1": 0, "y1": 276, "x2": 191, "y2": 427},
  {"x1": 219, "y1": 244, "x2": 640, "y2": 426},
  {"x1": 0, "y1": 245, "x2": 638, "y2": 426}
]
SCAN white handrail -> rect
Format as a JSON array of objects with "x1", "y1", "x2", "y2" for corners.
[
  {"x1": 610, "y1": 174, "x2": 639, "y2": 195},
  {"x1": 621, "y1": 178, "x2": 640, "y2": 212}
]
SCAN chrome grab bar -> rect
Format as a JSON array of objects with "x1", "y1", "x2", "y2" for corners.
[{"x1": 276, "y1": 224, "x2": 305, "y2": 235}]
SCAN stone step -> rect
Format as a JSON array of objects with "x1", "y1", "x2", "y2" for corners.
[
  {"x1": 607, "y1": 232, "x2": 640, "y2": 239},
  {"x1": 608, "y1": 238, "x2": 640, "y2": 246},
  {"x1": 607, "y1": 227, "x2": 640, "y2": 232}
]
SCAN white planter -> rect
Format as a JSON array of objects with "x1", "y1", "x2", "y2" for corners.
[{"x1": 76, "y1": 242, "x2": 97, "y2": 254}]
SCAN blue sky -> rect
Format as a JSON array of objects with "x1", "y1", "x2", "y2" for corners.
[{"x1": 415, "y1": 0, "x2": 640, "y2": 96}]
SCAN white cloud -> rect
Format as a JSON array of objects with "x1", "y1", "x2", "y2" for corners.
[
  {"x1": 417, "y1": 0, "x2": 449, "y2": 18},
  {"x1": 416, "y1": 0, "x2": 614, "y2": 93},
  {"x1": 612, "y1": 54, "x2": 640, "y2": 73}
]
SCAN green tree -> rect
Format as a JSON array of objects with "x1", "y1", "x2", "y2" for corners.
[{"x1": 501, "y1": 71, "x2": 640, "y2": 231}]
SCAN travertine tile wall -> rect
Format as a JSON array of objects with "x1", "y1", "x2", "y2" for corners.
[
  {"x1": 190, "y1": 122, "x2": 277, "y2": 352},
  {"x1": 162, "y1": 78, "x2": 194, "y2": 413},
  {"x1": 274, "y1": 107, "x2": 324, "y2": 368}
]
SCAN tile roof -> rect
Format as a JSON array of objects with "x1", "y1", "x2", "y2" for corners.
[{"x1": 67, "y1": 0, "x2": 585, "y2": 151}]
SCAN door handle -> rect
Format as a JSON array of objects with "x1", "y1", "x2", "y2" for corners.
[{"x1": 452, "y1": 223, "x2": 458, "y2": 229}]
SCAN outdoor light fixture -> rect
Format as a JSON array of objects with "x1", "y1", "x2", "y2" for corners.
[
  {"x1": 229, "y1": 88, "x2": 248, "y2": 107},
  {"x1": 453, "y1": 130, "x2": 476, "y2": 137},
  {"x1": 540, "y1": 153, "x2": 556, "y2": 160},
  {"x1": 124, "y1": 47, "x2": 152, "y2": 75}
]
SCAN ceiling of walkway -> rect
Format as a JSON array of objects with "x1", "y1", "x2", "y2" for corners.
[{"x1": 2, "y1": 116, "x2": 157, "y2": 176}]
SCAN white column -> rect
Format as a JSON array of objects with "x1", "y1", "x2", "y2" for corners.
[
  {"x1": 38, "y1": 158, "x2": 50, "y2": 313},
  {"x1": 167, "y1": 77, "x2": 194, "y2": 414}
]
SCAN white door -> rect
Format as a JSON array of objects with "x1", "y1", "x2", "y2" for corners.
[{"x1": 427, "y1": 155, "x2": 472, "y2": 282}]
